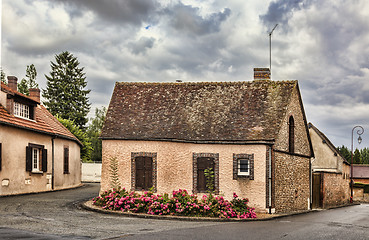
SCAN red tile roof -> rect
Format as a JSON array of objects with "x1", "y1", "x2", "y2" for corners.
[
  {"x1": 1, "y1": 82, "x2": 39, "y2": 104},
  {"x1": 0, "y1": 83, "x2": 81, "y2": 145}
]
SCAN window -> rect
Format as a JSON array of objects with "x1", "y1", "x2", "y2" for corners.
[
  {"x1": 289, "y1": 116, "x2": 295, "y2": 153},
  {"x1": 14, "y1": 102, "x2": 30, "y2": 119},
  {"x1": 64, "y1": 147, "x2": 69, "y2": 174},
  {"x1": 238, "y1": 159, "x2": 249, "y2": 176},
  {"x1": 26, "y1": 144, "x2": 47, "y2": 173},
  {"x1": 233, "y1": 154, "x2": 254, "y2": 180},
  {"x1": 131, "y1": 152, "x2": 157, "y2": 191},
  {"x1": 193, "y1": 153, "x2": 219, "y2": 194}
]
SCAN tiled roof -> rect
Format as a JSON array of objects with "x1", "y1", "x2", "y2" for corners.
[
  {"x1": 353, "y1": 165, "x2": 369, "y2": 178},
  {"x1": 101, "y1": 80, "x2": 298, "y2": 143},
  {"x1": 0, "y1": 83, "x2": 81, "y2": 145},
  {"x1": 1, "y1": 82, "x2": 39, "y2": 104}
]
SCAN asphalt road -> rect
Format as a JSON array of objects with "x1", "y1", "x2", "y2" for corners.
[{"x1": 0, "y1": 183, "x2": 368, "y2": 240}]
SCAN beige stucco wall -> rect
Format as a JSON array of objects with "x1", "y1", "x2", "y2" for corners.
[
  {"x1": 102, "y1": 140, "x2": 268, "y2": 212},
  {"x1": 310, "y1": 128, "x2": 343, "y2": 172},
  {"x1": 0, "y1": 125, "x2": 81, "y2": 196},
  {"x1": 0, "y1": 91, "x2": 6, "y2": 108}
]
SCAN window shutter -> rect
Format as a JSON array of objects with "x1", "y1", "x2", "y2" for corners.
[
  {"x1": 249, "y1": 154, "x2": 254, "y2": 180},
  {"x1": 135, "y1": 157, "x2": 145, "y2": 190},
  {"x1": 64, "y1": 147, "x2": 69, "y2": 174},
  {"x1": 26, "y1": 146, "x2": 32, "y2": 172},
  {"x1": 0, "y1": 143, "x2": 2, "y2": 171},
  {"x1": 233, "y1": 155, "x2": 237, "y2": 180},
  {"x1": 144, "y1": 157, "x2": 153, "y2": 190},
  {"x1": 42, "y1": 149, "x2": 48, "y2": 172}
]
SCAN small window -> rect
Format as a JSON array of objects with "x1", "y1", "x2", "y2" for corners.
[
  {"x1": 289, "y1": 116, "x2": 295, "y2": 153},
  {"x1": 233, "y1": 154, "x2": 254, "y2": 180},
  {"x1": 14, "y1": 102, "x2": 30, "y2": 119},
  {"x1": 26, "y1": 144, "x2": 47, "y2": 173},
  {"x1": 64, "y1": 147, "x2": 69, "y2": 174},
  {"x1": 238, "y1": 159, "x2": 250, "y2": 176}
]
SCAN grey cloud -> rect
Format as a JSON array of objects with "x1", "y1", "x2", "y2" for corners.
[
  {"x1": 260, "y1": 0, "x2": 312, "y2": 28},
  {"x1": 164, "y1": 3, "x2": 231, "y2": 36},
  {"x1": 129, "y1": 37, "x2": 156, "y2": 55},
  {"x1": 55, "y1": 0, "x2": 159, "y2": 26}
]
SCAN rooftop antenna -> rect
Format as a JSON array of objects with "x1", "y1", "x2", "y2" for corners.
[{"x1": 269, "y1": 24, "x2": 278, "y2": 80}]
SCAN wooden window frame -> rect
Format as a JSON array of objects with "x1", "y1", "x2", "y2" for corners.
[
  {"x1": 131, "y1": 152, "x2": 157, "y2": 192},
  {"x1": 26, "y1": 143, "x2": 47, "y2": 173},
  {"x1": 193, "y1": 153, "x2": 219, "y2": 194},
  {"x1": 64, "y1": 146, "x2": 69, "y2": 174},
  {"x1": 233, "y1": 153, "x2": 254, "y2": 180}
]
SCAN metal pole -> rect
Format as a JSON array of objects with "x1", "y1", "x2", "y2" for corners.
[
  {"x1": 350, "y1": 126, "x2": 364, "y2": 203},
  {"x1": 269, "y1": 24, "x2": 278, "y2": 80}
]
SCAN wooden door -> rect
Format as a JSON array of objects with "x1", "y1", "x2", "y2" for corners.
[{"x1": 312, "y1": 172, "x2": 322, "y2": 209}]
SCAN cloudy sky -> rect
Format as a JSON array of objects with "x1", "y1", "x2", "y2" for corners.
[{"x1": 1, "y1": 0, "x2": 369, "y2": 149}]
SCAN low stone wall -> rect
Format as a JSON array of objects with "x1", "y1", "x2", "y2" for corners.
[
  {"x1": 353, "y1": 187, "x2": 369, "y2": 202},
  {"x1": 322, "y1": 172, "x2": 350, "y2": 208},
  {"x1": 82, "y1": 163, "x2": 102, "y2": 182}
]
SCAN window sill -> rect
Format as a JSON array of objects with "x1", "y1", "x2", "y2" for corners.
[
  {"x1": 31, "y1": 170, "x2": 44, "y2": 174},
  {"x1": 14, "y1": 115, "x2": 36, "y2": 122}
]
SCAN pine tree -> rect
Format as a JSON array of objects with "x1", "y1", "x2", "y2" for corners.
[
  {"x1": 353, "y1": 149, "x2": 362, "y2": 164},
  {"x1": 1, "y1": 68, "x2": 7, "y2": 85},
  {"x1": 18, "y1": 64, "x2": 39, "y2": 95},
  {"x1": 360, "y1": 148, "x2": 369, "y2": 164},
  {"x1": 87, "y1": 107, "x2": 107, "y2": 162},
  {"x1": 43, "y1": 51, "x2": 90, "y2": 129},
  {"x1": 337, "y1": 145, "x2": 351, "y2": 162}
]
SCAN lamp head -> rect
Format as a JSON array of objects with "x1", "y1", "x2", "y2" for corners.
[{"x1": 358, "y1": 135, "x2": 362, "y2": 144}]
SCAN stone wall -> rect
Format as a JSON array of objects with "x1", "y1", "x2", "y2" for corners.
[
  {"x1": 321, "y1": 170, "x2": 350, "y2": 208},
  {"x1": 274, "y1": 152, "x2": 310, "y2": 213}
]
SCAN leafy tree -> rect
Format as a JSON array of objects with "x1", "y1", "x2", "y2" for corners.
[
  {"x1": 18, "y1": 64, "x2": 39, "y2": 95},
  {"x1": 353, "y1": 149, "x2": 362, "y2": 164},
  {"x1": 57, "y1": 116, "x2": 92, "y2": 162},
  {"x1": 87, "y1": 106, "x2": 107, "y2": 162},
  {"x1": 43, "y1": 51, "x2": 91, "y2": 129},
  {"x1": 337, "y1": 145, "x2": 351, "y2": 162},
  {"x1": 1, "y1": 68, "x2": 7, "y2": 85}
]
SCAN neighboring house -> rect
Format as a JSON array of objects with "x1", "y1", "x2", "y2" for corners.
[
  {"x1": 100, "y1": 68, "x2": 314, "y2": 213},
  {"x1": 352, "y1": 165, "x2": 369, "y2": 184},
  {"x1": 0, "y1": 76, "x2": 82, "y2": 196},
  {"x1": 308, "y1": 123, "x2": 350, "y2": 208}
]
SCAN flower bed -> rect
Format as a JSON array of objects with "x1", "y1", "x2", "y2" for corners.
[{"x1": 92, "y1": 189, "x2": 257, "y2": 219}]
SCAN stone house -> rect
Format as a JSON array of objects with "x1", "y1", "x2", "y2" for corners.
[
  {"x1": 0, "y1": 76, "x2": 82, "y2": 196},
  {"x1": 308, "y1": 123, "x2": 350, "y2": 208},
  {"x1": 100, "y1": 68, "x2": 314, "y2": 213}
]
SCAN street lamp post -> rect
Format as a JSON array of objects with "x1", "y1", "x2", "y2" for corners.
[{"x1": 350, "y1": 126, "x2": 364, "y2": 203}]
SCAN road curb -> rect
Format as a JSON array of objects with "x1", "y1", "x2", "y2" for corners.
[{"x1": 80, "y1": 200, "x2": 317, "y2": 222}]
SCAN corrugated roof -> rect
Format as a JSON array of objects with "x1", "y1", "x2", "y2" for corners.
[{"x1": 101, "y1": 80, "x2": 298, "y2": 143}]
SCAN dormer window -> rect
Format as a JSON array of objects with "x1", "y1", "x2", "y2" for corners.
[{"x1": 14, "y1": 102, "x2": 31, "y2": 119}]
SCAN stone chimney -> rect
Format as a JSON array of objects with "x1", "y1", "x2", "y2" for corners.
[
  {"x1": 29, "y1": 88, "x2": 40, "y2": 103},
  {"x1": 7, "y1": 76, "x2": 18, "y2": 91},
  {"x1": 254, "y1": 68, "x2": 270, "y2": 81}
]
